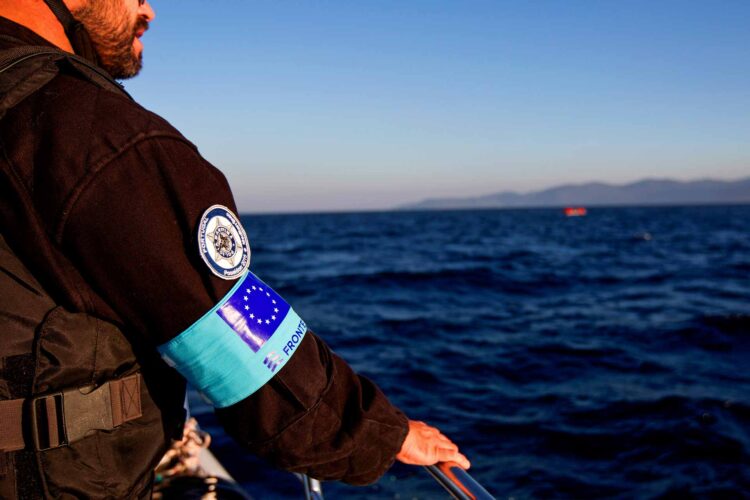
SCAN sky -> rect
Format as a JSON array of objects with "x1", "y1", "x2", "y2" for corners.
[{"x1": 125, "y1": 1, "x2": 750, "y2": 213}]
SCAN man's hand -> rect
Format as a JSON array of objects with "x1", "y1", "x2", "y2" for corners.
[{"x1": 395, "y1": 420, "x2": 471, "y2": 469}]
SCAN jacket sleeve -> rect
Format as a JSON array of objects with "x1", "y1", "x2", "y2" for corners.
[
  {"x1": 61, "y1": 134, "x2": 408, "y2": 484},
  {"x1": 217, "y1": 331, "x2": 409, "y2": 485}
]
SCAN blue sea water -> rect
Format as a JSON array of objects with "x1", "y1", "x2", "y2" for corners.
[{"x1": 192, "y1": 205, "x2": 750, "y2": 499}]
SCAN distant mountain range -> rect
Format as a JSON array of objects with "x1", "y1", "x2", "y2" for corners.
[{"x1": 399, "y1": 177, "x2": 750, "y2": 210}]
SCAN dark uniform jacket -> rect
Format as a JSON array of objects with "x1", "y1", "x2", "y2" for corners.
[{"x1": 0, "y1": 16, "x2": 407, "y2": 490}]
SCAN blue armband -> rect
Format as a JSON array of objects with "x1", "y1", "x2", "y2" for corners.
[{"x1": 158, "y1": 271, "x2": 308, "y2": 408}]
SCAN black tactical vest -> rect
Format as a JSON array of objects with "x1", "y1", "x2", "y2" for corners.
[
  {"x1": 0, "y1": 234, "x2": 171, "y2": 499},
  {"x1": 0, "y1": 47, "x2": 183, "y2": 499}
]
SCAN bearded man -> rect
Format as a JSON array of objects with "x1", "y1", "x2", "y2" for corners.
[{"x1": 0, "y1": 0, "x2": 468, "y2": 498}]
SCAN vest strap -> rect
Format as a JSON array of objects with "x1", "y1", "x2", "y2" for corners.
[
  {"x1": 0, "y1": 400, "x2": 23, "y2": 452},
  {"x1": 0, "y1": 374, "x2": 143, "y2": 452}
]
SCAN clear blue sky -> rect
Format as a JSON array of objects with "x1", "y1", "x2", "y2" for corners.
[{"x1": 125, "y1": 1, "x2": 750, "y2": 213}]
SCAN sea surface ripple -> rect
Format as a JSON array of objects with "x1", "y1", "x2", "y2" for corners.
[{"x1": 192, "y1": 205, "x2": 750, "y2": 499}]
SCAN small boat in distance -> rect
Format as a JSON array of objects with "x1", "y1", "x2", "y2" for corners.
[{"x1": 564, "y1": 207, "x2": 587, "y2": 217}]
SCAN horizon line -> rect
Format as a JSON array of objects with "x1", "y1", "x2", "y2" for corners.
[{"x1": 238, "y1": 201, "x2": 750, "y2": 217}]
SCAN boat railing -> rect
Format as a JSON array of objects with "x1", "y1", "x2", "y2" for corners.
[
  {"x1": 296, "y1": 462, "x2": 495, "y2": 500},
  {"x1": 296, "y1": 473, "x2": 325, "y2": 500},
  {"x1": 425, "y1": 462, "x2": 496, "y2": 500}
]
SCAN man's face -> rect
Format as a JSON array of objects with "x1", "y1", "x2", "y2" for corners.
[{"x1": 71, "y1": 0, "x2": 155, "y2": 79}]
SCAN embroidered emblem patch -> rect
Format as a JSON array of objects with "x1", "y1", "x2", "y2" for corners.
[{"x1": 198, "y1": 205, "x2": 250, "y2": 280}]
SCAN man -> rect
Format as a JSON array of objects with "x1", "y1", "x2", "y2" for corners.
[{"x1": 0, "y1": 0, "x2": 469, "y2": 498}]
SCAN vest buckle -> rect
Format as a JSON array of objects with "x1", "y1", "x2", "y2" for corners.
[
  {"x1": 29, "y1": 383, "x2": 116, "y2": 451},
  {"x1": 29, "y1": 392, "x2": 67, "y2": 451}
]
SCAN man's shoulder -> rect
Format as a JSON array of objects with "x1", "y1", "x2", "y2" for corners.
[
  {"x1": 0, "y1": 67, "x2": 214, "y2": 237},
  {"x1": 23, "y1": 69, "x2": 207, "y2": 193},
  {"x1": 48, "y1": 71, "x2": 195, "y2": 156}
]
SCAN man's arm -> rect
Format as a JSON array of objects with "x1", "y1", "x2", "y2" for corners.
[{"x1": 62, "y1": 134, "x2": 466, "y2": 483}]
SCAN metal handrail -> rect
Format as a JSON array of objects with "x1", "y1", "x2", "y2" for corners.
[
  {"x1": 295, "y1": 464, "x2": 494, "y2": 500},
  {"x1": 425, "y1": 463, "x2": 496, "y2": 500},
  {"x1": 296, "y1": 473, "x2": 324, "y2": 500}
]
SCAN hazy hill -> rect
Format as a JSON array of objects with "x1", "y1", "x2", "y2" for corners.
[{"x1": 400, "y1": 177, "x2": 750, "y2": 210}]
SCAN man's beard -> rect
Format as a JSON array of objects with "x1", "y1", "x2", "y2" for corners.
[{"x1": 72, "y1": 1, "x2": 148, "y2": 79}]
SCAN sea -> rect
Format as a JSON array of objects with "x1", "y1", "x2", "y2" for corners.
[{"x1": 190, "y1": 205, "x2": 750, "y2": 499}]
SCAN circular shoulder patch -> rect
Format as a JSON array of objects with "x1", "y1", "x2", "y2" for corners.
[{"x1": 198, "y1": 205, "x2": 251, "y2": 280}]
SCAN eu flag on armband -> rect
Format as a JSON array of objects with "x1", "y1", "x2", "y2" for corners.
[{"x1": 217, "y1": 274, "x2": 292, "y2": 352}]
